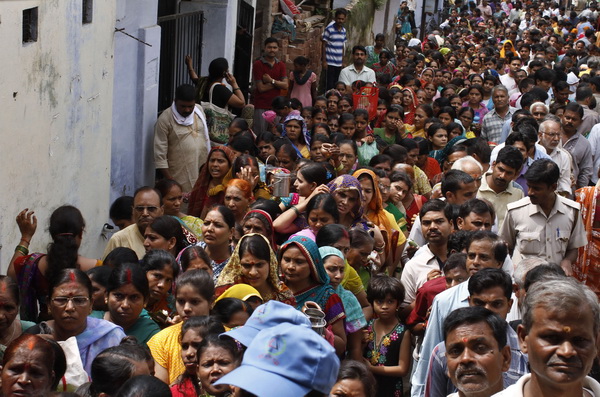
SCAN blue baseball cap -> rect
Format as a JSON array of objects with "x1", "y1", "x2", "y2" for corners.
[
  {"x1": 215, "y1": 323, "x2": 340, "y2": 396},
  {"x1": 219, "y1": 300, "x2": 311, "y2": 347}
]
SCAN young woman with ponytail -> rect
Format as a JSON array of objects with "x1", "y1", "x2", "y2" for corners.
[{"x1": 8, "y1": 205, "x2": 100, "y2": 322}]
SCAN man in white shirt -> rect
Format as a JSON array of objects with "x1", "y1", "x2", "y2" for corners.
[
  {"x1": 338, "y1": 45, "x2": 376, "y2": 87},
  {"x1": 537, "y1": 119, "x2": 573, "y2": 195},
  {"x1": 401, "y1": 199, "x2": 453, "y2": 308},
  {"x1": 494, "y1": 277, "x2": 600, "y2": 397},
  {"x1": 500, "y1": 58, "x2": 523, "y2": 96}
]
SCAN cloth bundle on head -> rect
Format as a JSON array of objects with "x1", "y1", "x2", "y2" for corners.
[
  {"x1": 215, "y1": 323, "x2": 340, "y2": 397},
  {"x1": 262, "y1": 110, "x2": 277, "y2": 124},
  {"x1": 219, "y1": 300, "x2": 311, "y2": 347}
]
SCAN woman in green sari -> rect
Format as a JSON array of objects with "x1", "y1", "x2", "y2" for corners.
[{"x1": 104, "y1": 263, "x2": 160, "y2": 345}]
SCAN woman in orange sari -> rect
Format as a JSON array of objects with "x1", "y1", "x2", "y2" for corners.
[
  {"x1": 574, "y1": 177, "x2": 600, "y2": 298},
  {"x1": 353, "y1": 169, "x2": 406, "y2": 275}
]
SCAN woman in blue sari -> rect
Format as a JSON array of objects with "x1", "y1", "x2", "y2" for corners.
[
  {"x1": 24, "y1": 269, "x2": 125, "y2": 376},
  {"x1": 279, "y1": 236, "x2": 346, "y2": 354}
]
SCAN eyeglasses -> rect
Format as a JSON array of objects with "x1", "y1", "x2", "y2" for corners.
[
  {"x1": 543, "y1": 132, "x2": 561, "y2": 138},
  {"x1": 51, "y1": 296, "x2": 90, "y2": 307},
  {"x1": 134, "y1": 206, "x2": 160, "y2": 214}
]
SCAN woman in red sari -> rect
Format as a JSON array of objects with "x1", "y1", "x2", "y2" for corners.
[{"x1": 188, "y1": 146, "x2": 236, "y2": 218}]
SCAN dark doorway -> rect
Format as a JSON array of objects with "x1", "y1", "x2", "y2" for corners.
[
  {"x1": 234, "y1": 0, "x2": 254, "y2": 101},
  {"x1": 157, "y1": 10, "x2": 204, "y2": 112}
]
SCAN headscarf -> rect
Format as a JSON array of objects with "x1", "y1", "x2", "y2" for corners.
[
  {"x1": 318, "y1": 247, "x2": 344, "y2": 262},
  {"x1": 214, "y1": 284, "x2": 262, "y2": 304},
  {"x1": 352, "y1": 169, "x2": 394, "y2": 233},
  {"x1": 217, "y1": 234, "x2": 296, "y2": 306},
  {"x1": 241, "y1": 209, "x2": 276, "y2": 249},
  {"x1": 499, "y1": 40, "x2": 518, "y2": 58},
  {"x1": 327, "y1": 175, "x2": 368, "y2": 229},
  {"x1": 188, "y1": 146, "x2": 235, "y2": 217},
  {"x1": 318, "y1": 246, "x2": 366, "y2": 333},
  {"x1": 402, "y1": 87, "x2": 419, "y2": 125},
  {"x1": 420, "y1": 67, "x2": 435, "y2": 87},
  {"x1": 282, "y1": 113, "x2": 311, "y2": 158},
  {"x1": 279, "y1": 236, "x2": 338, "y2": 317}
]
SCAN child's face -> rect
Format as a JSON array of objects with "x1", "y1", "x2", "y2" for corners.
[
  {"x1": 314, "y1": 99, "x2": 327, "y2": 111},
  {"x1": 377, "y1": 104, "x2": 387, "y2": 116},
  {"x1": 340, "y1": 121, "x2": 356, "y2": 139},
  {"x1": 257, "y1": 140, "x2": 276, "y2": 162},
  {"x1": 310, "y1": 140, "x2": 326, "y2": 162},
  {"x1": 323, "y1": 256, "x2": 345, "y2": 290},
  {"x1": 336, "y1": 84, "x2": 347, "y2": 95},
  {"x1": 355, "y1": 116, "x2": 368, "y2": 133},
  {"x1": 445, "y1": 266, "x2": 468, "y2": 288},
  {"x1": 373, "y1": 293, "x2": 400, "y2": 319},
  {"x1": 294, "y1": 62, "x2": 307, "y2": 73},
  {"x1": 327, "y1": 118, "x2": 339, "y2": 132},
  {"x1": 392, "y1": 92, "x2": 403, "y2": 105},
  {"x1": 339, "y1": 100, "x2": 352, "y2": 114},
  {"x1": 450, "y1": 127, "x2": 463, "y2": 139},
  {"x1": 379, "y1": 177, "x2": 391, "y2": 202}
]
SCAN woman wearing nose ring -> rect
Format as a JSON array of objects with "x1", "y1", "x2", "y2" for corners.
[
  {"x1": 196, "y1": 205, "x2": 235, "y2": 282},
  {"x1": 216, "y1": 234, "x2": 295, "y2": 305}
]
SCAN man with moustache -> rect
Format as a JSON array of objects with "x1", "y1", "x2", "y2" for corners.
[
  {"x1": 444, "y1": 307, "x2": 512, "y2": 397},
  {"x1": 493, "y1": 277, "x2": 600, "y2": 396},
  {"x1": 103, "y1": 186, "x2": 164, "y2": 259},
  {"x1": 426, "y1": 270, "x2": 529, "y2": 397},
  {"x1": 537, "y1": 120, "x2": 572, "y2": 197},
  {"x1": 154, "y1": 84, "x2": 210, "y2": 192},
  {"x1": 477, "y1": 146, "x2": 524, "y2": 227},
  {"x1": 561, "y1": 102, "x2": 593, "y2": 189},
  {"x1": 401, "y1": 199, "x2": 453, "y2": 308},
  {"x1": 500, "y1": 159, "x2": 587, "y2": 276},
  {"x1": 411, "y1": 231, "x2": 509, "y2": 396}
]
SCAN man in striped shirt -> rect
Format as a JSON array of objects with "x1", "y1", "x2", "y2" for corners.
[{"x1": 322, "y1": 8, "x2": 347, "y2": 90}]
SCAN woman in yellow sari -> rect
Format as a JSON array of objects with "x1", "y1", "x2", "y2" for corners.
[{"x1": 499, "y1": 40, "x2": 518, "y2": 59}]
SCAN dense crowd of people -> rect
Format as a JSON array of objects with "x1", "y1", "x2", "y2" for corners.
[{"x1": 6, "y1": 0, "x2": 600, "y2": 396}]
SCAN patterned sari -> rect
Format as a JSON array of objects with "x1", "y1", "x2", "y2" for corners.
[
  {"x1": 327, "y1": 175, "x2": 369, "y2": 230},
  {"x1": 575, "y1": 185, "x2": 600, "y2": 298},
  {"x1": 279, "y1": 236, "x2": 345, "y2": 325},
  {"x1": 216, "y1": 234, "x2": 296, "y2": 306}
]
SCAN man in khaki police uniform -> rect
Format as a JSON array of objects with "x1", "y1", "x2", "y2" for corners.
[{"x1": 499, "y1": 159, "x2": 587, "y2": 276}]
